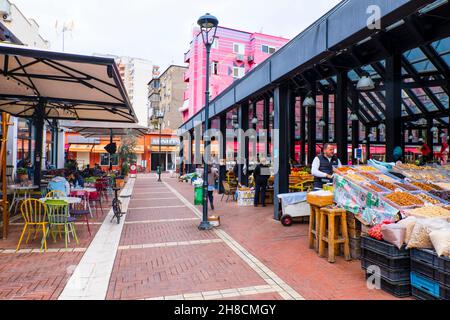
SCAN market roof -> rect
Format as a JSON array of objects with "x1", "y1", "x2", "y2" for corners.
[
  {"x1": 0, "y1": 43, "x2": 137, "y2": 123},
  {"x1": 179, "y1": 0, "x2": 450, "y2": 134},
  {"x1": 61, "y1": 120, "x2": 148, "y2": 137}
]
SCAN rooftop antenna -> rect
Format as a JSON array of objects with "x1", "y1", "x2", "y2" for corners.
[{"x1": 55, "y1": 20, "x2": 75, "y2": 52}]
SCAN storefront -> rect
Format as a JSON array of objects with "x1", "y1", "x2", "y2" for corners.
[{"x1": 149, "y1": 137, "x2": 179, "y2": 172}]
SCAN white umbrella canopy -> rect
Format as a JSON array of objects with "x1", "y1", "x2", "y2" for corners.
[
  {"x1": 0, "y1": 43, "x2": 137, "y2": 123},
  {"x1": 61, "y1": 120, "x2": 149, "y2": 137}
]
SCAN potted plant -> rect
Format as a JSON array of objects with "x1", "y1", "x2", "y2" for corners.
[{"x1": 16, "y1": 167, "x2": 28, "y2": 183}]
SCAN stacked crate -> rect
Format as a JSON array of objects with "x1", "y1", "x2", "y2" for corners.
[
  {"x1": 361, "y1": 236, "x2": 411, "y2": 298},
  {"x1": 410, "y1": 249, "x2": 449, "y2": 300},
  {"x1": 347, "y1": 213, "x2": 362, "y2": 259}
]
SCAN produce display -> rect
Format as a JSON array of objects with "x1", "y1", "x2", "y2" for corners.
[
  {"x1": 406, "y1": 206, "x2": 450, "y2": 219},
  {"x1": 411, "y1": 182, "x2": 443, "y2": 192},
  {"x1": 377, "y1": 180, "x2": 399, "y2": 191},
  {"x1": 435, "y1": 182, "x2": 450, "y2": 191},
  {"x1": 335, "y1": 167, "x2": 353, "y2": 174},
  {"x1": 416, "y1": 193, "x2": 444, "y2": 205},
  {"x1": 429, "y1": 190, "x2": 450, "y2": 202},
  {"x1": 345, "y1": 173, "x2": 367, "y2": 183},
  {"x1": 363, "y1": 183, "x2": 385, "y2": 193},
  {"x1": 359, "y1": 172, "x2": 379, "y2": 181},
  {"x1": 378, "y1": 174, "x2": 396, "y2": 183},
  {"x1": 357, "y1": 166, "x2": 379, "y2": 172},
  {"x1": 396, "y1": 164, "x2": 424, "y2": 170},
  {"x1": 394, "y1": 182, "x2": 417, "y2": 191},
  {"x1": 385, "y1": 192, "x2": 424, "y2": 207}
]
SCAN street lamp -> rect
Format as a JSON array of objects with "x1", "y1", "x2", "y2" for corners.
[
  {"x1": 198, "y1": 13, "x2": 219, "y2": 231},
  {"x1": 156, "y1": 111, "x2": 164, "y2": 182}
]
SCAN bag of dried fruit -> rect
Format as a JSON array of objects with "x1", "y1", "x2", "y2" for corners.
[{"x1": 429, "y1": 228, "x2": 450, "y2": 258}]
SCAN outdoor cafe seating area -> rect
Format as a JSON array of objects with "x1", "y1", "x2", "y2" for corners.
[{"x1": 1, "y1": 168, "x2": 124, "y2": 252}]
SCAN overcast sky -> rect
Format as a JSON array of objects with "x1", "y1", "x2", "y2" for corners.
[{"x1": 13, "y1": 0, "x2": 341, "y2": 71}]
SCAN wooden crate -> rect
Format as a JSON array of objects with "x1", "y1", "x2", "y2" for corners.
[
  {"x1": 350, "y1": 237, "x2": 362, "y2": 260},
  {"x1": 306, "y1": 193, "x2": 334, "y2": 207}
]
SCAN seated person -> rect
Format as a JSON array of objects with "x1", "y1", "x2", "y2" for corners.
[
  {"x1": 73, "y1": 171, "x2": 85, "y2": 188},
  {"x1": 48, "y1": 173, "x2": 70, "y2": 196}
]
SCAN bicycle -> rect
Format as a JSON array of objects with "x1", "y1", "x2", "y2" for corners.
[{"x1": 110, "y1": 187, "x2": 123, "y2": 224}]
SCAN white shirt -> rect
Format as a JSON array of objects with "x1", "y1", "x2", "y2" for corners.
[{"x1": 311, "y1": 156, "x2": 342, "y2": 179}]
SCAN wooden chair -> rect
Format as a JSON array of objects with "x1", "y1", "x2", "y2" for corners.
[
  {"x1": 46, "y1": 190, "x2": 66, "y2": 198},
  {"x1": 221, "y1": 181, "x2": 237, "y2": 202},
  {"x1": 16, "y1": 199, "x2": 49, "y2": 252}
]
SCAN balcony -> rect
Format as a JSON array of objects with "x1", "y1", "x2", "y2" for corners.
[
  {"x1": 236, "y1": 54, "x2": 245, "y2": 62},
  {"x1": 184, "y1": 50, "x2": 191, "y2": 63},
  {"x1": 184, "y1": 71, "x2": 190, "y2": 83}
]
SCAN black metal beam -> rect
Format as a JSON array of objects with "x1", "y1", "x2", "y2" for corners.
[
  {"x1": 238, "y1": 102, "x2": 249, "y2": 186},
  {"x1": 218, "y1": 113, "x2": 227, "y2": 194},
  {"x1": 323, "y1": 94, "x2": 329, "y2": 144},
  {"x1": 300, "y1": 93, "x2": 306, "y2": 165},
  {"x1": 385, "y1": 54, "x2": 403, "y2": 162},
  {"x1": 273, "y1": 85, "x2": 290, "y2": 220},
  {"x1": 351, "y1": 90, "x2": 360, "y2": 164},
  {"x1": 336, "y1": 71, "x2": 348, "y2": 165},
  {"x1": 307, "y1": 82, "x2": 317, "y2": 165}
]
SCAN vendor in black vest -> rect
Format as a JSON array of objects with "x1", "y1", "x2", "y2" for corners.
[{"x1": 311, "y1": 143, "x2": 342, "y2": 190}]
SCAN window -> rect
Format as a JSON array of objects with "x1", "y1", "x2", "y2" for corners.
[
  {"x1": 262, "y1": 45, "x2": 276, "y2": 54},
  {"x1": 233, "y1": 67, "x2": 245, "y2": 79},
  {"x1": 233, "y1": 43, "x2": 245, "y2": 54},
  {"x1": 100, "y1": 153, "x2": 119, "y2": 166},
  {"x1": 210, "y1": 61, "x2": 219, "y2": 75}
]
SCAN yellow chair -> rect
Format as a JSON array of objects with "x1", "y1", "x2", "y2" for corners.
[
  {"x1": 45, "y1": 190, "x2": 66, "y2": 198},
  {"x1": 16, "y1": 199, "x2": 49, "y2": 252},
  {"x1": 289, "y1": 180, "x2": 315, "y2": 192}
]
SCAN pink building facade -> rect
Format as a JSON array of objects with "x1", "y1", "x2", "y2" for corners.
[{"x1": 181, "y1": 26, "x2": 290, "y2": 122}]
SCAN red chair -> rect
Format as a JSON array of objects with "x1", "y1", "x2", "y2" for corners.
[
  {"x1": 89, "y1": 190, "x2": 104, "y2": 217},
  {"x1": 69, "y1": 191, "x2": 91, "y2": 236},
  {"x1": 95, "y1": 180, "x2": 109, "y2": 202}
]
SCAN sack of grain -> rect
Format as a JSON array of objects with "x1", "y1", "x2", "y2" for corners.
[
  {"x1": 429, "y1": 229, "x2": 450, "y2": 258},
  {"x1": 382, "y1": 224, "x2": 407, "y2": 249},
  {"x1": 397, "y1": 216, "x2": 418, "y2": 244},
  {"x1": 407, "y1": 219, "x2": 449, "y2": 250}
]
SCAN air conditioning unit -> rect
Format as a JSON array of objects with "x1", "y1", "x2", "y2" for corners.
[
  {"x1": 236, "y1": 54, "x2": 244, "y2": 62},
  {"x1": 248, "y1": 55, "x2": 254, "y2": 63}
]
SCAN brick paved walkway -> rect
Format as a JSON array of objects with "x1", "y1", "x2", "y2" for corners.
[{"x1": 0, "y1": 174, "x2": 401, "y2": 300}]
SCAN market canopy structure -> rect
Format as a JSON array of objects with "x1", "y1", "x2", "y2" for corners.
[
  {"x1": 61, "y1": 121, "x2": 148, "y2": 138},
  {"x1": 0, "y1": 43, "x2": 138, "y2": 186}
]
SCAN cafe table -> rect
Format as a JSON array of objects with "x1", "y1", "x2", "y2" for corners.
[
  {"x1": 8, "y1": 184, "x2": 40, "y2": 212},
  {"x1": 39, "y1": 197, "x2": 82, "y2": 205}
]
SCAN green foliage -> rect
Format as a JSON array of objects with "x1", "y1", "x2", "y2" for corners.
[
  {"x1": 118, "y1": 130, "x2": 138, "y2": 175},
  {"x1": 65, "y1": 159, "x2": 78, "y2": 171},
  {"x1": 17, "y1": 167, "x2": 28, "y2": 174}
]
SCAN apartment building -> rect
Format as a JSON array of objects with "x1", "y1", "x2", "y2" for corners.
[{"x1": 182, "y1": 26, "x2": 290, "y2": 121}]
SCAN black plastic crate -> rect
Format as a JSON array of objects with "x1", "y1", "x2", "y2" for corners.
[
  {"x1": 411, "y1": 249, "x2": 450, "y2": 273},
  {"x1": 361, "y1": 236, "x2": 410, "y2": 259},
  {"x1": 412, "y1": 287, "x2": 440, "y2": 301},
  {"x1": 361, "y1": 248, "x2": 411, "y2": 270},
  {"x1": 362, "y1": 258, "x2": 410, "y2": 282},
  {"x1": 411, "y1": 260, "x2": 440, "y2": 281},
  {"x1": 365, "y1": 273, "x2": 411, "y2": 298},
  {"x1": 438, "y1": 270, "x2": 450, "y2": 288},
  {"x1": 441, "y1": 285, "x2": 449, "y2": 300}
]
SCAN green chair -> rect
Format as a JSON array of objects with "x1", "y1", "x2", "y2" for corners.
[{"x1": 44, "y1": 200, "x2": 79, "y2": 249}]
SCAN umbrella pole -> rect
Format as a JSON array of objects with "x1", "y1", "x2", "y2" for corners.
[
  {"x1": 33, "y1": 101, "x2": 45, "y2": 187},
  {"x1": 1, "y1": 113, "x2": 10, "y2": 239}
]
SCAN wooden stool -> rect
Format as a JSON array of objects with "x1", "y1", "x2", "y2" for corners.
[
  {"x1": 318, "y1": 207, "x2": 351, "y2": 263},
  {"x1": 306, "y1": 193, "x2": 334, "y2": 252}
]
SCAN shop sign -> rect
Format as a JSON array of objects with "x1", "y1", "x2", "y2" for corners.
[{"x1": 151, "y1": 138, "x2": 179, "y2": 146}]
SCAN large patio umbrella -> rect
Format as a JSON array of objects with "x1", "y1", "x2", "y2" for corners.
[{"x1": 0, "y1": 43, "x2": 138, "y2": 186}]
